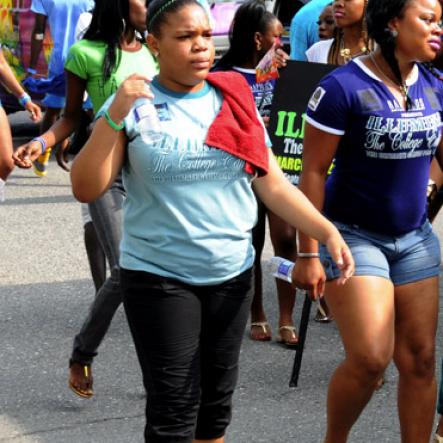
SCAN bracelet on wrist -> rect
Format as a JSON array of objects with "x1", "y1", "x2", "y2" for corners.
[
  {"x1": 104, "y1": 110, "x2": 125, "y2": 131},
  {"x1": 297, "y1": 252, "x2": 320, "y2": 258},
  {"x1": 27, "y1": 67, "x2": 37, "y2": 75},
  {"x1": 32, "y1": 136, "x2": 47, "y2": 155},
  {"x1": 18, "y1": 93, "x2": 31, "y2": 108}
]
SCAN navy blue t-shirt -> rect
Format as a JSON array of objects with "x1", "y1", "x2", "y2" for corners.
[
  {"x1": 233, "y1": 67, "x2": 276, "y2": 119},
  {"x1": 306, "y1": 58, "x2": 443, "y2": 235}
]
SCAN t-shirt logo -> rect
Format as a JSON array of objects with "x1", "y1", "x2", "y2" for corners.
[
  {"x1": 356, "y1": 88, "x2": 383, "y2": 112},
  {"x1": 308, "y1": 87, "x2": 326, "y2": 111},
  {"x1": 424, "y1": 87, "x2": 441, "y2": 111}
]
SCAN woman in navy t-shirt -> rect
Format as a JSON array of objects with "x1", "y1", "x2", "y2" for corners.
[{"x1": 294, "y1": 0, "x2": 443, "y2": 441}]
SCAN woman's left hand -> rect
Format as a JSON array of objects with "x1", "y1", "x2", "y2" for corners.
[
  {"x1": 24, "y1": 101, "x2": 42, "y2": 122},
  {"x1": 274, "y1": 48, "x2": 289, "y2": 69},
  {"x1": 325, "y1": 229, "x2": 354, "y2": 285}
]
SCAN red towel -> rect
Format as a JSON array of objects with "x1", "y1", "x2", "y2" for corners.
[{"x1": 205, "y1": 71, "x2": 269, "y2": 176}]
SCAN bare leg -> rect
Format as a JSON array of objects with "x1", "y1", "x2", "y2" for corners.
[
  {"x1": 393, "y1": 277, "x2": 439, "y2": 443},
  {"x1": 250, "y1": 199, "x2": 271, "y2": 340},
  {"x1": 268, "y1": 211, "x2": 297, "y2": 344},
  {"x1": 0, "y1": 107, "x2": 14, "y2": 180},
  {"x1": 194, "y1": 438, "x2": 224, "y2": 443},
  {"x1": 324, "y1": 276, "x2": 395, "y2": 443}
]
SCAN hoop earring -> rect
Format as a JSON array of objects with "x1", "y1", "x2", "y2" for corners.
[
  {"x1": 390, "y1": 29, "x2": 398, "y2": 38},
  {"x1": 122, "y1": 18, "x2": 127, "y2": 33}
]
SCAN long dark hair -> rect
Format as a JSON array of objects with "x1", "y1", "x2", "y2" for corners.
[
  {"x1": 83, "y1": 0, "x2": 145, "y2": 80},
  {"x1": 214, "y1": 0, "x2": 277, "y2": 71},
  {"x1": 147, "y1": 0, "x2": 204, "y2": 35}
]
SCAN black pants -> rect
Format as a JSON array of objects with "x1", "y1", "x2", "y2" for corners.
[{"x1": 121, "y1": 267, "x2": 253, "y2": 443}]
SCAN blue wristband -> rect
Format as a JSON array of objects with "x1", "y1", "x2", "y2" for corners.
[
  {"x1": 32, "y1": 136, "x2": 47, "y2": 155},
  {"x1": 27, "y1": 67, "x2": 37, "y2": 75},
  {"x1": 18, "y1": 93, "x2": 31, "y2": 108}
]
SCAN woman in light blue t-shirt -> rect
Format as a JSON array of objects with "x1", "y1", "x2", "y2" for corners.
[{"x1": 70, "y1": 0, "x2": 354, "y2": 440}]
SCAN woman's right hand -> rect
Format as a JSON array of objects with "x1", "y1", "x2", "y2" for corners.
[
  {"x1": 291, "y1": 258, "x2": 326, "y2": 301},
  {"x1": 107, "y1": 73, "x2": 153, "y2": 124},
  {"x1": 12, "y1": 139, "x2": 45, "y2": 168}
]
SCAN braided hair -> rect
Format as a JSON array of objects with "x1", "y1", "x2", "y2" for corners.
[{"x1": 366, "y1": 0, "x2": 443, "y2": 109}]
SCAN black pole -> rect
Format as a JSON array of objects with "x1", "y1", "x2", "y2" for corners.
[{"x1": 289, "y1": 291, "x2": 312, "y2": 387}]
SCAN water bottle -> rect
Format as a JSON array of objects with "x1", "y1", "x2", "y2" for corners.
[
  {"x1": 134, "y1": 99, "x2": 163, "y2": 144},
  {"x1": 268, "y1": 256, "x2": 295, "y2": 283}
]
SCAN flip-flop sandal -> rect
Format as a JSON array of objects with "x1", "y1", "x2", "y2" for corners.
[
  {"x1": 69, "y1": 362, "x2": 93, "y2": 399},
  {"x1": 277, "y1": 325, "x2": 299, "y2": 347},
  {"x1": 314, "y1": 303, "x2": 334, "y2": 323},
  {"x1": 250, "y1": 321, "x2": 272, "y2": 341}
]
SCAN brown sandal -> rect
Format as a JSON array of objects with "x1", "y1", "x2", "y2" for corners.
[{"x1": 68, "y1": 361, "x2": 93, "y2": 399}]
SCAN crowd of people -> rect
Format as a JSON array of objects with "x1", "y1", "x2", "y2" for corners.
[{"x1": 2, "y1": 0, "x2": 443, "y2": 441}]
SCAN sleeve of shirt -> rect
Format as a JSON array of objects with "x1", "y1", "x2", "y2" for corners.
[
  {"x1": 305, "y1": 75, "x2": 349, "y2": 136},
  {"x1": 75, "y1": 12, "x2": 92, "y2": 41},
  {"x1": 31, "y1": 0, "x2": 47, "y2": 15},
  {"x1": 96, "y1": 94, "x2": 139, "y2": 140},
  {"x1": 289, "y1": 16, "x2": 308, "y2": 61},
  {"x1": 65, "y1": 43, "x2": 88, "y2": 80},
  {"x1": 96, "y1": 95, "x2": 116, "y2": 120}
]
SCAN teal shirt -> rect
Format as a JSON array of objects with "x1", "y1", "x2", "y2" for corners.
[{"x1": 98, "y1": 79, "x2": 269, "y2": 285}]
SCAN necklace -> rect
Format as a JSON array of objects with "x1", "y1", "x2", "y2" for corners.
[
  {"x1": 370, "y1": 53, "x2": 410, "y2": 106},
  {"x1": 339, "y1": 37, "x2": 368, "y2": 63}
]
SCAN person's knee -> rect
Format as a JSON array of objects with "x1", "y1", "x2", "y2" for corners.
[
  {"x1": 396, "y1": 343, "x2": 435, "y2": 380},
  {"x1": 349, "y1": 349, "x2": 391, "y2": 382}
]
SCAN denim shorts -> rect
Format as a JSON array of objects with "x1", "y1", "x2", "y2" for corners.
[{"x1": 320, "y1": 221, "x2": 441, "y2": 286}]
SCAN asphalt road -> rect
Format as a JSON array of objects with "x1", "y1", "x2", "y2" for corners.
[{"x1": 1, "y1": 113, "x2": 443, "y2": 442}]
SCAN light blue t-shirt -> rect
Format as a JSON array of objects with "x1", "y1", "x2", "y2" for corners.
[
  {"x1": 31, "y1": 0, "x2": 94, "y2": 76},
  {"x1": 289, "y1": 0, "x2": 331, "y2": 61},
  {"x1": 99, "y1": 79, "x2": 267, "y2": 285}
]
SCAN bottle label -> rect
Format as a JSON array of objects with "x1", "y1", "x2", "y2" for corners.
[
  {"x1": 277, "y1": 261, "x2": 291, "y2": 277},
  {"x1": 134, "y1": 103, "x2": 160, "y2": 128},
  {"x1": 134, "y1": 102, "x2": 163, "y2": 144}
]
